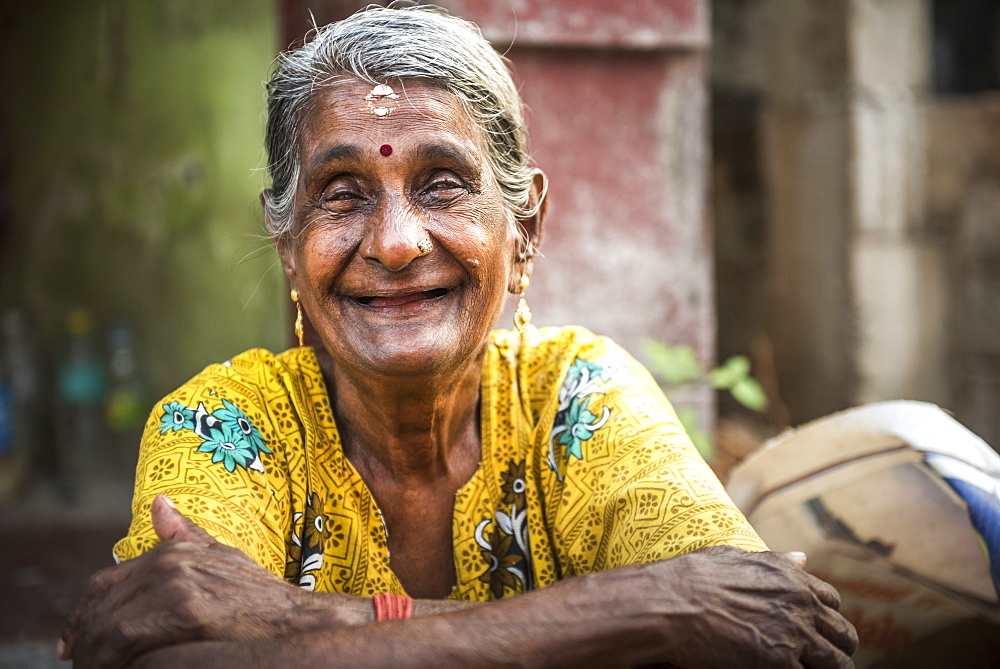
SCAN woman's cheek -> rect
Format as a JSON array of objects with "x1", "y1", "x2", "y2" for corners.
[{"x1": 298, "y1": 226, "x2": 358, "y2": 270}]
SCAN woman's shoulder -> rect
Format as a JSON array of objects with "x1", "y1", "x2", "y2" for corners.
[
  {"x1": 156, "y1": 347, "x2": 322, "y2": 420},
  {"x1": 176, "y1": 347, "x2": 317, "y2": 386},
  {"x1": 491, "y1": 325, "x2": 630, "y2": 362},
  {"x1": 490, "y1": 326, "x2": 641, "y2": 383},
  {"x1": 488, "y1": 326, "x2": 655, "y2": 425},
  {"x1": 119, "y1": 348, "x2": 315, "y2": 569}
]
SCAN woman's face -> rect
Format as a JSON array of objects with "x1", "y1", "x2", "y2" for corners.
[{"x1": 278, "y1": 79, "x2": 528, "y2": 378}]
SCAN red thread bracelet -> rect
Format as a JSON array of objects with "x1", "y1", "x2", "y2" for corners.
[{"x1": 373, "y1": 592, "x2": 414, "y2": 622}]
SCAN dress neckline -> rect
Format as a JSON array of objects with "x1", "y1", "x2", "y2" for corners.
[{"x1": 289, "y1": 343, "x2": 500, "y2": 599}]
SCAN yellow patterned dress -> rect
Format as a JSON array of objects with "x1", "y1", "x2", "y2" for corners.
[{"x1": 114, "y1": 326, "x2": 766, "y2": 600}]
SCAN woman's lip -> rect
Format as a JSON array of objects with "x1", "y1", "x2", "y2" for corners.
[{"x1": 353, "y1": 287, "x2": 449, "y2": 307}]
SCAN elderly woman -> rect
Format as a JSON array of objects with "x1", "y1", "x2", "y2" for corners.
[{"x1": 61, "y1": 6, "x2": 856, "y2": 667}]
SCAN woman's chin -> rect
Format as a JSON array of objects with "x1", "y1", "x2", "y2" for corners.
[
  {"x1": 342, "y1": 327, "x2": 484, "y2": 379},
  {"x1": 320, "y1": 290, "x2": 500, "y2": 379}
]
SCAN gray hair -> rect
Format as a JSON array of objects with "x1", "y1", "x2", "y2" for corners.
[{"x1": 263, "y1": 4, "x2": 539, "y2": 250}]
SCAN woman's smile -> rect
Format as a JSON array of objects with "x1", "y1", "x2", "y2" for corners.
[
  {"x1": 353, "y1": 287, "x2": 448, "y2": 308},
  {"x1": 345, "y1": 284, "x2": 453, "y2": 312}
]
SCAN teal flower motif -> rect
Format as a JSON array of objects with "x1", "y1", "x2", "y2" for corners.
[
  {"x1": 557, "y1": 395, "x2": 599, "y2": 460},
  {"x1": 159, "y1": 401, "x2": 195, "y2": 434},
  {"x1": 197, "y1": 423, "x2": 255, "y2": 473},
  {"x1": 567, "y1": 357, "x2": 608, "y2": 386},
  {"x1": 559, "y1": 358, "x2": 610, "y2": 407},
  {"x1": 547, "y1": 356, "x2": 615, "y2": 478},
  {"x1": 213, "y1": 399, "x2": 271, "y2": 456}
]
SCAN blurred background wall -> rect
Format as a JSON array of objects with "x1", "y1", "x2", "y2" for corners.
[
  {"x1": 0, "y1": 1, "x2": 285, "y2": 490},
  {"x1": 0, "y1": 0, "x2": 286, "y2": 388},
  {"x1": 0, "y1": 1, "x2": 285, "y2": 655}
]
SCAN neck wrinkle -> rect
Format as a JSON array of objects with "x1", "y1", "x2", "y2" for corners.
[{"x1": 318, "y1": 346, "x2": 486, "y2": 485}]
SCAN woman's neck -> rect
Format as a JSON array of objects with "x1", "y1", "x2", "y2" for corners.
[{"x1": 316, "y1": 346, "x2": 485, "y2": 487}]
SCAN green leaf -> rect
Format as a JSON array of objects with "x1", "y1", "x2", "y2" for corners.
[
  {"x1": 709, "y1": 355, "x2": 751, "y2": 389},
  {"x1": 730, "y1": 378, "x2": 769, "y2": 411},
  {"x1": 643, "y1": 339, "x2": 703, "y2": 386},
  {"x1": 676, "y1": 407, "x2": 715, "y2": 462}
]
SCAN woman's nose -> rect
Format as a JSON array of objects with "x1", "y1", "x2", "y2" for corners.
[{"x1": 361, "y1": 201, "x2": 427, "y2": 272}]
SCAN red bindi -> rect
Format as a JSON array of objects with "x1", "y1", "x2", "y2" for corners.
[{"x1": 379, "y1": 144, "x2": 393, "y2": 157}]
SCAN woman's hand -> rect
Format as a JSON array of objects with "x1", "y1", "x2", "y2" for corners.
[
  {"x1": 59, "y1": 495, "x2": 359, "y2": 669},
  {"x1": 569, "y1": 545, "x2": 857, "y2": 667}
]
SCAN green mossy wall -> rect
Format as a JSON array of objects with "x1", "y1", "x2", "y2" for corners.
[{"x1": 0, "y1": 1, "x2": 285, "y2": 402}]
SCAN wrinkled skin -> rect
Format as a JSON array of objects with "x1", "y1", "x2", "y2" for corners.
[
  {"x1": 61, "y1": 497, "x2": 856, "y2": 668},
  {"x1": 611, "y1": 547, "x2": 856, "y2": 668},
  {"x1": 59, "y1": 496, "x2": 360, "y2": 668}
]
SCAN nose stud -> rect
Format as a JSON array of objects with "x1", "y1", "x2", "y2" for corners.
[{"x1": 416, "y1": 239, "x2": 432, "y2": 256}]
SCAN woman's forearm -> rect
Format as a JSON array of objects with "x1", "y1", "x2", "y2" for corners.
[
  {"x1": 132, "y1": 548, "x2": 857, "y2": 669},
  {"x1": 135, "y1": 577, "x2": 650, "y2": 668},
  {"x1": 275, "y1": 589, "x2": 481, "y2": 633}
]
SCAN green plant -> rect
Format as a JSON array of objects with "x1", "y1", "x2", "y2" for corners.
[{"x1": 642, "y1": 340, "x2": 768, "y2": 461}]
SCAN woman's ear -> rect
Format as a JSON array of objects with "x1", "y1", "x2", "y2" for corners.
[
  {"x1": 510, "y1": 169, "x2": 548, "y2": 291},
  {"x1": 521, "y1": 169, "x2": 548, "y2": 257}
]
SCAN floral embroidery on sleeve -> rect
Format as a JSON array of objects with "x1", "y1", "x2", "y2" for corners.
[
  {"x1": 157, "y1": 398, "x2": 272, "y2": 473},
  {"x1": 548, "y1": 357, "x2": 612, "y2": 479}
]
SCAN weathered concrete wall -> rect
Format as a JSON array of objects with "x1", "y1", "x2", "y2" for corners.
[
  {"x1": 926, "y1": 96, "x2": 1000, "y2": 449},
  {"x1": 719, "y1": 0, "x2": 947, "y2": 424},
  {"x1": 759, "y1": 0, "x2": 859, "y2": 422},
  {"x1": 714, "y1": 0, "x2": 1000, "y2": 448},
  {"x1": 0, "y1": 1, "x2": 284, "y2": 400},
  {"x1": 848, "y1": 0, "x2": 948, "y2": 408}
]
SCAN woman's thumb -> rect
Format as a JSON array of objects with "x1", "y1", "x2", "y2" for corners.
[
  {"x1": 783, "y1": 551, "x2": 808, "y2": 569},
  {"x1": 151, "y1": 494, "x2": 216, "y2": 546}
]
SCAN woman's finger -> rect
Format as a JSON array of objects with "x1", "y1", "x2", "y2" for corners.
[
  {"x1": 804, "y1": 573, "x2": 843, "y2": 611},
  {"x1": 151, "y1": 495, "x2": 216, "y2": 547},
  {"x1": 59, "y1": 563, "x2": 125, "y2": 661},
  {"x1": 799, "y1": 633, "x2": 855, "y2": 669},
  {"x1": 814, "y1": 605, "x2": 859, "y2": 657}
]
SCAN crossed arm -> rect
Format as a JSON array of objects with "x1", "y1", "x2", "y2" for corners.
[{"x1": 61, "y1": 495, "x2": 856, "y2": 667}]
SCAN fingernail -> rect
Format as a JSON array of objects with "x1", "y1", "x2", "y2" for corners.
[
  {"x1": 57, "y1": 639, "x2": 66, "y2": 659},
  {"x1": 789, "y1": 551, "x2": 807, "y2": 559},
  {"x1": 160, "y1": 495, "x2": 177, "y2": 509}
]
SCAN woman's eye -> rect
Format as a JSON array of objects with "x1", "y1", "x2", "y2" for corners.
[
  {"x1": 430, "y1": 178, "x2": 462, "y2": 190},
  {"x1": 424, "y1": 173, "x2": 468, "y2": 200},
  {"x1": 319, "y1": 181, "x2": 364, "y2": 211},
  {"x1": 320, "y1": 196, "x2": 354, "y2": 213},
  {"x1": 327, "y1": 190, "x2": 357, "y2": 200}
]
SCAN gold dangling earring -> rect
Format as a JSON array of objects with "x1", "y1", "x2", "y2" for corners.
[
  {"x1": 513, "y1": 274, "x2": 532, "y2": 335},
  {"x1": 290, "y1": 289, "x2": 304, "y2": 347}
]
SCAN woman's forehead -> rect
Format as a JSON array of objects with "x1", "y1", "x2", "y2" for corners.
[{"x1": 298, "y1": 79, "x2": 487, "y2": 159}]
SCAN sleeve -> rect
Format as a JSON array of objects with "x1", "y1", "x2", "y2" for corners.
[
  {"x1": 112, "y1": 354, "x2": 293, "y2": 579},
  {"x1": 539, "y1": 335, "x2": 768, "y2": 577}
]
